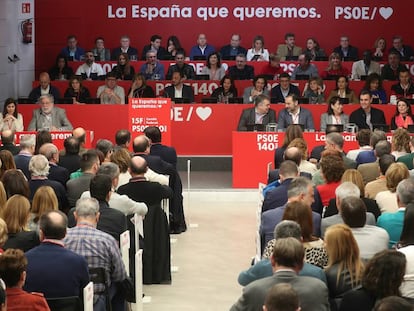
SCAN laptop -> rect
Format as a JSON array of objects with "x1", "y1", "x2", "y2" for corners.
[
  {"x1": 325, "y1": 124, "x2": 344, "y2": 133},
  {"x1": 193, "y1": 55, "x2": 207, "y2": 61},
  {"x1": 290, "y1": 124, "x2": 305, "y2": 131},
  {"x1": 271, "y1": 97, "x2": 281, "y2": 104},
  {"x1": 294, "y1": 75, "x2": 310, "y2": 81},
  {"x1": 326, "y1": 75, "x2": 340, "y2": 81},
  {"x1": 173, "y1": 97, "x2": 191, "y2": 104},
  {"x1": 360, "y1": 75, "x2": 368, "y2": 81},
  {"x1": 55, "y1": 98, "x2": 74, "y2": 104},
  {"x1": 18, "y1": 97, "x2": 34, "y2": 104},
  {"x1": 373, "y1": 124, "x2": 390, "y2": 132},
  {"x1": 342, "y1": 57, "x2": 355, "y2": 62},
  {"x1": 251, "y1": 55, "x2": 261, "y2": 61},
  {"x1": 298, "y1": 97, "x2": 310, "y2": 104},
  {"x1": 407, "y1": 125, "x2": 414, "y2": 133},
  {"x1": 372, "y1": 98, "x2": 380, "y2": 104},
  {"x1": 338, "y1": 98, "x2": 350, "y2": 104},
  {"x1": 285, "y1": 56, "x2": 298, "y2": 61},
  {"x1": 246, "y1": 124, "x2": 266, "y2": 132},
  {"x1": 262, "y1": 74, "x2": 275, "y2": 81},
  {"x1": 84, "y1": 98, "x2": 101, "y2": 104},
  {"x1": 228, "y1": 97, "x2": 243, "y2": 104},
  {"x1": 222, "y1": 55, "x2": 236, "y2": 61},
  {"x1": 315, "y1": 56, "x2": 328, "y2": 61},
  {"x1": 194, "y1": 74, "x2": 210, "y2": 80},
  {"x1": 201, "y1": 97, "x2": 218, "y2": 104}
]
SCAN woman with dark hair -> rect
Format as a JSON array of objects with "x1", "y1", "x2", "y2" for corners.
[
  {"x1": 34, "y1": 130, "x2": 52, "y2": 155},
  {"x1": 320, "y1": 96, "x2": 350, "y2": 132},
  {"x1": 321, "y1": 53, "x2": 350, "y2": 79},
  {"x1": 327, "y1": 76, "x2": 358, "y2": 103},
  {"x1": 111, "y1": 52, "x2": 135, "y2": 80},
  {"x1": 363, "y1": 73, "x2": 387, "y2": 104},
  {"x1": 305, "y1": 37, "x2": 326, "y2": 60},
  {"x1": 391, "y1": 98, "x2": 414, "y2": 130},
  {"x1": 274, "y1": 124, "x2": 304, "y2": 168},
  {"x1": 48, "y1": 54, "x2": 74, "y2": 80},
  {"x1": 246, "y1": 35, "x2": 269, "y2": 61},
  {"x1": 63, "y1": 75, "x2": 91, "y2": 104},
  {"x1": 128, "y1": 73, "x2": 155, "y2": 98},
  {"x1": 0, "y1": 98, "x2": 24, "y2": 131},
  {"x1": 165, "y1": 35, "x2": 183, "y2": 59},
  {"x1": 242, "y1": 75, "x2": 269, "y2": 104},
  {"x1": 302, "y1": 77, "x2": 325, "y2": 104},
  {"x1": 0, "y1": 150, "x2": 16, "y2": 180},
  {"x1": 211, "y1": 75, "x2": 238, "y2": 103},
  {"x1": 1, "y1": 169, "x2": 30, "y2": 199},
  {"x1": 372, "y1": 37, "x2": 388, "y2": 61},
  {"x1": 339, "y1": 250, "x2": 407, "y2": 311},
  {"x1": 201, "y1": 52, "x2": 225, "y2": 80}
]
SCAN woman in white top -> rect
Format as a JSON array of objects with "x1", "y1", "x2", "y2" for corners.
[
  {"x1": 201, "y1": 52, "x2": 226, "y2": 80},
  {"x1": 246, "y1": 35, "x2": 269, "y2": 62},
  {"x1": 0, "y1": 98, "x2": 24, "y2": 132}
]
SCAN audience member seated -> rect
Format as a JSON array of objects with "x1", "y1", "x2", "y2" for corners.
[
  {"x1": 0, "y1": 249, "x2": 49, "y2": 310},
  {"x1": 238, "y1": 221, "x2": 327, "y2": 287},
  {"x1": 63, "y1": 75, "x2": 90, "y2": 104},
  {"x1": 39, "y1": 143, "x2": 69, "y2": 187},
  {"x1": 246, "y1": 35, "x2": 269, "y2": 62},
  {"x1": 189, "y1": 33, "x2": 215, "y2": 60},
  {"x1": 378, "y1": 178, "x2": 414, "y2": 249},
  {"x1": 111, "y1": 52, "x2": 135, "y2": 80},
  {"x1": 397, "y1": 136, "x2": 414, "y2": 170},
  {"x1": 351, "y1": 50, "x2": 380, "y2": 80},
  {"x1": 341, "y1": 197, "x2": 389, "y2": 260},
  {"x1": 231, "y1": 237, "x2": 329, "y2": 311},
  {"x1": 242, "y1": 75, "x2": 270, "y2": 104},
  {"x1": 201, "y1": 52, "x2": 226, "y2": 80},
  {"x1": 59, "y1": 136, "x2": 81, "y2": 174},
  {"x1": 372, "y1": 37, "x2": 388, "y2": 61},
  {"x1": 349, "y1": 90, "x2": 386, "y2": 130},
  {"x1": 363, "y1": 73, "x2": 387, "y2": 104},
  {"x1": 373, "y1": 296, "x2": 413, "y2": 311},
  {"x1": 288, "y1": 138, "x2": 317, "y2": 176},
  {"x1": 166, "y1": 50, "x2": 195, "y2": 80},
  {"x1": 381, "y1": 51, "x2": 406, "y2": 81},
  {"x1": 274, "y1": 124, "x2": 303, "y2": 169},
  {"x1": 128, "y1": 73, "x2": 155, "y2": 98},
  {"x1": 305, "y1": 37, "x2": 326, "y2": 60},
  {"x1": 2, "y1": 195, "x2": 40, "y2": 252},
  {"x1": 320, "y1": 96, "x2": 348, "y2": 132},
  {"x1": 340, "y1": 250, "x2": 406, "y2": 310},
  {"x1": 141, "y1": 34, "x2": 167, "y2": 61},
  {"x1": 261, "y1": 177, "x2": 322, "y2": 249},
  {"x1": 389, "y1": 35, "x2": 414, "y2": 61},
  {"x1": 165, "y1": 35, "x2": 184, "y2": 60},
  {"x1": 263, "y1": 282, "x2": 300, "y2": 311},
  {"x1": 163, "y1": 71, "x2": 195, "y2": 103},
  {"x1": 346, "y1": 129, "x2": 372, "y2": 161},
  {"x1": 144, "y1": 126, "x2": 177, "y2": 167},
  {"x1": 219, "y1": 34, "x2": 247, "y2": 60},
  {"x1": 326, "y1": 75, "x2": 358, "y2": 104},
  {"x1": 391, "y1": 98, "x2": 414, "y2": 130},
  {"x1": 24, "y1": 211, "x2": 90, "y2": 299},
  {"x1": 324, "y1": 224, "x2": 364, "y2": 310},
  {"x1": 97, "y1": 72, "x2": 126, "y2": 104},
  {"x1": 276, "y1": 33, "x2": 302, "y2": 61},
  {"x1": 0, "y1": 150, "x2": 15, "y2": 180},
  {"x1": 28, "y1": 72, "x2": 61, "y2": 102},
  {"x1": 91, "y1": 36, "x2": 110, "y2": 61},
  {"x1": 74, "y1": 51, "x2": 104, "y2": 81},
  {"x1": 2, "y1": 169, "x2": 30, "y2": 199},
  {"x1": 259, "y1": 53, "x2": 285, "y2": 78},
  {"x1": 228, "y1": 54, "x2": 254, "y2": 80},
  {"x1": 27, "y1": 94, "x2": 73, "y2": 131},
  {"x1": 321, "y1": 53, "x2": 350, "y2": 80},
  {"x1": 0, "y1": 130, "x2": 20, "y2": 155},
  {"x1": 391, "y1": 128, "x2": 411, "y2": 160},
  {"x1": 60, "y1": 35, "x2": 85, "y2": 61},
  {"x1": 140, "y1": 50, "x2": 165, "y2": 81},
  {"x1": 48, "y1": 54, "x2": 74, "y2": 81},
  {"x1": 0, "y1": 98, "x2": 23, "y2": 131},
  {"x1": 391, "y1": 67, "x2": 414, "y2": 99},
  {"x1": 357, "y1": 139, "x2": 390, "y2": 183},
  {"x1": 333, "y1": 36, "x2": 359, "y2": 61},
  {"x1": 302, "y1": 77, "x2": 324, "y2": 104},
  {"x1": 364, "y1": 154, "x2": 394, "y2": 199},
  {"x1": 96, "y1": 139, "x2": 114, "y2": 163},
  {"x1": 291, "y1": 53, "x2": 319, "y2": 80},
  {"x1": 210, "y1": 75, "x2": 238, "y2": 103},
  {"x1": 237, "y1": 94, "x2": 276, "y2": 131},
  {"x1": 277, "y1": 94, "x2": 315, "y2": 131},
  {"x1": 27, "y1": 186, "x2": 58, "y2": 231},
  {"x1": 111, "y1": 35, "x2": 139, "y2": 61},
  {"x1": 13, "y1": 134, "x2": 34, "y2": 179},
  {"x1": 270, "y1": 73, "x2": 300, "y2": 103}
]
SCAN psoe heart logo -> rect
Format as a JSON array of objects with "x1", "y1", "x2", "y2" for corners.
[
  {"x1": 196, "y1": 107, "x2": 212, "y2": 121},
  {"x1": 379, "y1": 7, "x2": 393, "y2": 20}
]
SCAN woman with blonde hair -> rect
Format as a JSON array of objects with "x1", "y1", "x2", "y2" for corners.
[
  {"x1": 391, "y1": 128, "x2": 411, "y2": 160},
  {"x1": 0, "y1": 218, "x2": 8, "y2": 253},
  {"x1": 2, "y1": 195, "x2": 39, "y2": 252},
  {"x1": 110, "y1": 148, "x2": 132, "y2": 189},
  {"x1": 27, "y1": 186, "x2": 58, "y2": 231},
  {"x1": 324, "y1": 224, "x2": 364, "y2": 310}
]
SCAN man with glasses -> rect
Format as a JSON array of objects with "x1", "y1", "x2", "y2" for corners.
[
  {"x1": 333, "y1": 36, "x2": 359, "y2": 61},
  {"x1": 228, "y1": 54, "x2": 254, "y2": 80},
  {"x1": 60, "y1": 35, "x2": 85, "y2": 61},
  {"x1": 96, "y1": 72, "x2": 125, "y2": 104},
  {"x1": 111, "y1": 35, "x2": 139, "y2": 61},
  {"x1": 270, "y1": 73, "x2": 300, "y2": 103},
  {"x1": 139, "y1": 51, "x2": 165, "y2": 80},
  {"x1": 220, "y1": 34, "x2": 247, "y2": 60},
  {"x1": 166, "y1": 51, "x2": 195, "y2": 80}
]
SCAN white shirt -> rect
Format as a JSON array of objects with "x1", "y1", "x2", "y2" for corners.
[
  {"x1": 75, "y1": 62, "x2": 104, "y2": 78},
  {"x1": 375, "y1": 190, "x2": 398, "y2": 213},
  {"x1": 398, "y1": 245, "x2": 414, "y2": 298},
  {"x1": 351, "y1": 225, "x2": 389, "y2": 260}
]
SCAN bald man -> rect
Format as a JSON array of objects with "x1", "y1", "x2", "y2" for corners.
[
  {"x1": 28, "y1": 72, "x2": 61, "y2": 102},
  {"x1": 72, "y1": 127, "x2": 88, "y2": 154}
]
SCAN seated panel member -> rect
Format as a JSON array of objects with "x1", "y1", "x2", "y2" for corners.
[
  {"x1": 228, "y1": 54, "x2": 255, "y2": 80},
  {"x1": 139, "y1": 50, "x2": 165, "y2": 81},
  {"x1": 333, "y1": 36, "x2": 359, "y2": 61},
  {"x1": 276, "y1": 32, "x2": 302, "y2": 61},
  {"x1": 111, "y1": 35, "x2": 139, "y2": 61},
  {"x1": 270, "y1": 73, "x2": 300, "y2": 103},
  {"x1": 391, "y1": 67, "x2": 414, "y2": 99},
  {"x1": 27, "y1": 94, "x2": 73, "y2": 131},
  {"x1": 141, "y1": 34, "x2": 167, "y2": 61},
  {"x1": 237, "y1": 94, "x2": 276, "y2": 131},
  {"x1": 74, "y1": 51, "x2": 104, "y2": 81},
  {"x1": 96, "y1": 72, "x2": 126, "y2": 104},
  {"x1": 277, "y1": 94, "x2": 315, "y2": 131},
  {"x1": 163, "y1": 71, "x2": 195, "y2": 103},
  {"x1": 60, "y1": 35, "x2": 85, "y2": 61},
  {"x1": 242, "y1": 75, "x2": 270, "y2": 104},
  {"x1": 28, "y1": 72, "x2": 61, "y2": 103},
  {"x1": 166, "y1": 50, "x2": 195, "y2": 80},
  {"x1": 220, "y1": 34, "x2": 247, "y2": 60},
  {"x1": 189, "y1": 33, "x2": 215, "y2": 60},
  {"x1": 349, "y1": 90, "x2": 386, "y2": 130}
]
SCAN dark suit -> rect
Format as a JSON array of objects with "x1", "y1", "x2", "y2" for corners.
[
  {"x1": 349, "y1": 107, "x2": 386, "y2": 130},
  {"x1": 24, "y1": 242, "x2": 90, "y2": 298},
  {"x1": 59, "y1": 153, "x2": 81, "y2": 174},
  {"x1": 3, "y1": 231, "x2": 40, "y2": 252},
  {"x1": 228, "y1": 65, "x2": 255, "y2": 80},
  {"x1": 261, "y1": 178, "x2": 293, "y2": 213},
  {"x1": 219, "y1": 45, "x2": 247, "y2": 60},
  {"x1": 66, "y1": 173, "x2": 94, "y2": 207},
  {"x1": 111, "y1": 47, "x2": 139, "y2": 61},
  {"x1": 267, "y1": 170, "x2": 312, "y2": 184},
  {"x1": 230, "y1": 270, "x2": 329, "y2": 311},
  {"x1": 389, "y1": 45, "x2": 414, "y2": 61},
  {"x1": 333, "y1": 45, "x2": 359, "y2": 61},
  {"x1": 48, "y1": 162, "x2": 69, "y2": 187},
  {"x1": 150, "y1": 143, "x2": 177, "y2": 167},
  {"x1": 29, "y1": 179, "x2": 69, "y2": 212},
  {"x1": 27, "y1": 107, "x2": 73, "y2": 131},
  {"x1": 381, "y1": 63, "x2": 406, "y2": 81},
  {"x1": 270, "y1": 84, "x2": 300, "y2": 103},
  {"x1": 0, "y1": 142, "x2": 20, "y2": 155},
  {"x1": 237, "y1": 108, "x2": 277, "y2": 131},
  {"x1": 166, "y1": 64, "x2": 195, "y2": 80},
  {"x1": 163, "y1": 85, "x2": 195, "y2": 103},
  {"x1": 28, "y1": 85, "x2": 61, "y2": 102},
  {"x1": 277, "y1": 107, "x2": 315, "y2": 130},
  {"x1": 141, "y1": 45, "x2": 167, "y2": 60},
  {"x1": 14, "y1": 152, "x2": 32, "y2": 179}
]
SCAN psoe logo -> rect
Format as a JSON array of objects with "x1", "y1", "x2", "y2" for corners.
[{"x1": 335, "y1": 6, "x2": 393, "y2": 20}]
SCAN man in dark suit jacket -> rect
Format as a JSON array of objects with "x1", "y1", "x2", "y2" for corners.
[
  {"x1": 59, "y1": 136, "x2": 82, "y2": 174},
  {"x1": 141, "y1": 35, "x2": 167, "y2": 60},
  {"x1": 333, "y1": 36, "x2": 359, "y2": 61},
  {"x1": 111, "y1": 35, "x2": 139, "y2": 60},
  {"x1": 270, "y1": 73, "x2": 300, "y2": 103},
  {"x1": 163, "y1": 71, "x2": 195, "y2": 103},
  {"x1": 220, "y1": 34, "x2": 247, "y2": 60},
  {"x1": 24, "y1": 211, "x2": 89, "y2": 298},
  {"x1": 389, "y1": 35, "x2": 414, "y2": 61},
  {"x1": 39, "y1": 143, "x2": 69, "y2": 187},
  {"x1": 237, "y1": 95, "x2": 276, "y2": 131},
  {"x1": 144, "y1": 126, "x2": 177, "y2": 167},
  {"x1": 277, "y1": 94, "x2": 314, "y2": 130},
  {"x1": 28, "y1": 72, "x2": 61, "y2": 102},
  {"x1": 349, "y1": 90, "x2": 386, "y2": 130},
  {"x1": 228, "y1": 54, "x2": 255, "y2": 80},
  {"x1": 230, "y1": 237, "x2": 329, "y2": 311},
  {"x1": 0, "y1": 130, "x2": 19, "y2": 155}
]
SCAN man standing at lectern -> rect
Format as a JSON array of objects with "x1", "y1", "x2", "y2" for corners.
[{"x1": 237, "y1": 95, "x2": 276, "y2": 131}]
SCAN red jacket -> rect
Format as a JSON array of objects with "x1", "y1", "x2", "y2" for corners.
[{"x1": 6, "y1": 287, "x2": 50, "y2": 311}]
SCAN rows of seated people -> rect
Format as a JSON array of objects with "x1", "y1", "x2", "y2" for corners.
[
  {"x1": 0, "y1": 126, "x2": 184, "y2": 310},
  {"x1": 231, "y1": 124, "x2": 414, "y2": 310}
]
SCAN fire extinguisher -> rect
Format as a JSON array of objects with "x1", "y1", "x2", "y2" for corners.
[{"x1": 21, "y1": 19, "x2": 33, "y2": 44}]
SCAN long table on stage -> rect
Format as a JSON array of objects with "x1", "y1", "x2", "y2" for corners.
[{"x1": 19, "y1": 104, "x2": 396, "y2": 155}]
